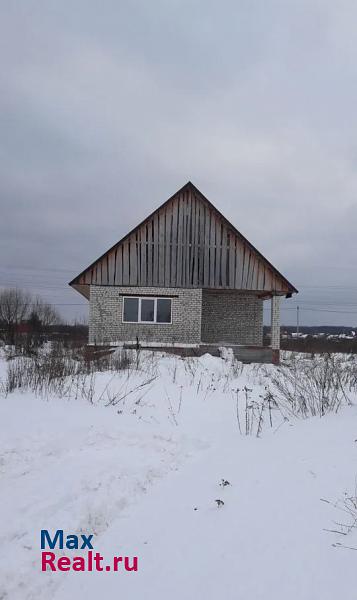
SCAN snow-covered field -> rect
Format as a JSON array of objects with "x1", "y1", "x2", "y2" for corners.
[{"x1": 1, "y1": 349, "x2": 357, "y2": 600}]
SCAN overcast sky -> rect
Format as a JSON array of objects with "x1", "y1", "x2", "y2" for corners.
[{"x1": 1, "y1": 1, "x2": 357, "y2": 326}]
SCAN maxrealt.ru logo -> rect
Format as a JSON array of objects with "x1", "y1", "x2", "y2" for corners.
[{"x1": 41, "y1": 530, "x2": 138, "y2": 573}]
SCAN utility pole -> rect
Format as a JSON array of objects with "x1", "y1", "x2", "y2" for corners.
[{"x1": 296, "y1": 305, "x2": 300, "y2": 336}]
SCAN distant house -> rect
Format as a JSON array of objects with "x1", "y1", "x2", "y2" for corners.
[{"x1": 69, "y1": 182, "x2": 297, "y2": 363}]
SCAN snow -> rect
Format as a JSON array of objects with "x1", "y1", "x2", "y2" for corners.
[{"x1": 1, "y1": 350, "x2": 357, "y2": 600}]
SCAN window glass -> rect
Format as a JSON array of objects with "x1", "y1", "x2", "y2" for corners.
[
  {"x1": 157, "y1": 298, "x2": 171, "y2": 323},
  {"x1": 141, "y1": 298, "x2": 155, "y2": 322},
  {"x1": 123, "y1": 297, "x2": 139, "y2": 322}
]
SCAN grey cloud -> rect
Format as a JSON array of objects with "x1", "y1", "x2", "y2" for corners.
[{"x1": 1, "y1": 1, "x2": 357, "y2": 325}]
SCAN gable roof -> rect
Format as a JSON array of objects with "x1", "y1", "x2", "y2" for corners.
[{"x1": 69, "y1": 181, "x2": 297, "y2": 296}]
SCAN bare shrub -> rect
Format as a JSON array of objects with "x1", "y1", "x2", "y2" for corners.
[
  {"x1": 230, "y1": 359, "x2": 244, "y2": 379},
  {"x1": 323, "y1": 483, "x2": 357, "y2": 550},
  {"x1": 343, "y1": 356, "x2": 357, "y2": 393},
  {"x1": 267, "y1": 353, "x2": 353, "y2": 419},
  {"x1": 1, "y1": 342, "x2": 163, "y2": 409},
  {"x1": 2, "y1": 343, "x2": 138, "y2": 401},
  {"x1": 104, "y1": 375, "x2": 157, "y2": 408},
  {"x1": 5, "y1": 344, "x2": 88, "y2": 398},
  {"x1": 233, "y1": 386, "x2": 280, "y2": 437},
  {"x1": 233, "y1": 354, "x2": 356, "y2": 437},
  {"x1": 183, "y1": 357, "x2": 199, "y2": 383}
]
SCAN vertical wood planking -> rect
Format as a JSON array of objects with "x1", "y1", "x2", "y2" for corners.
[
  {"x1": 247, "y1": 253, "x2": 253, "y2": 289},
  {"x1": 115, "y1": 247, "x2": 121, "y2": 285},
  {"x1": 264, "y1": 268, "x2": 272, "y2": 291},
  {"x1": 190, "y1": 194, "x2": 195, "y2": 285},
  {"x1": 198, "y1": 200, "x2": 205, "y2": 285},
  {"x1": 74, "y1": 191, "x2": 291, "y2": 294},
  {"x1": 249, "y1": 255, "x2": 256, "y2": 289},
  {"x1": 165, "y1": 204, "x2": 172, "y2": 286},
  {"x1": 229, "y1": 232, "x2": 235, "y2": 288},
  {"x1": 147, "y1": 220, "x2": 153, "y2": 286},
  {"x1": 177, "y1": 194, "x2": 184, "y2": 286},
  {"x1": 244, "y1": 249, "x2": 252, "y2": 288},
  {"x1": 171, "y1": 199, "x2": 178, "y2": 286},
  {"x1": 209, "y1": 212, "x2": 215, "y2": 286},
  {"x1": 122, "y1": 241, "x2": 129, "y2": 284},
  {"x1": 129, "y1": 234, "x2": 138, "y2": 285},
  {"x1": 239, "y1": 246, "x2": 245, "y2": 288},
  {"x1": 258, "y1": 265, "x2": 262, "y2": 290},
  {"x1": 113, "y1": 248, "x2": 118, "y2": 285},
  {"x1": 158, "y1": 210, "x2": 165, "y2": 285},
  {"x1": 180, "y1": 193, "x2": 185, "y2": 286},
  {"x1": 181, "y1": 191, "x2": 188, "y2": 286},
  {"x1": 261, "y1": 267, "x2": 267, "y2": 290},
  {"x1": 214, "y1": 218, "x2": 222, "y2": 286},
  {"x1": 101, "y1": 254, "x2": 108, "y2": 284},
  {"x1": 153, "y1": 213, "x2": 159, "y2": 285},
  {"x1": 203, "y1": 205, "x2": 210, "y2": 286},
  {"x1": 139, "y1": 226, "x2": 146, "y2": 286},
  {"x1": 188, "y1": 191, "x2": 193, "y2": 285},
  {"x1": 185, "y1": 189, "x2": 191, "y2": 286},
  {"x1": 253, "y1": 257, "x2": 260, "y2": 290},
  {"x1": 193, "y1": 195, "x2": 200, "y2": 285},
  {"x1": 221, "y1": 226, "x2": 227, "y2": 287},
  {"x1": 108, "y1": 250, "x2": 115, "y2": 284}
]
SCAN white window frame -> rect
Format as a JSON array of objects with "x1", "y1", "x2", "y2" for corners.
[{"x1": 122, "y1": 296, "x2": 172, "y2": 324}]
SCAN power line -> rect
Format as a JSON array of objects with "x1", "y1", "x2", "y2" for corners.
[
  {"x1": 0, "y1": 303, "x2": 353, "y2": 313},
  {"x1": 0, "y1": 265, "x2": 78, "y2": 273},
  {"x1": 263, "y1": 307, "x2": 357, "y2": 314},
  {"x1": 0, "y1": 303, "x2": 87, "y2": 307}
]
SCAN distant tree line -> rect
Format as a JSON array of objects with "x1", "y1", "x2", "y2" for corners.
[{"x1": 0, "y1": 288, "x2": 61, "y2": 347}]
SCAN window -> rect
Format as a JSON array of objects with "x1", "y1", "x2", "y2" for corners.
[
  {"x1": 140, "y1": 298, "x2": 155, "y2": 322},
  {"x1": 157, "y1": 298, "x2": 171, "y2": 323},
  {"x1": 123, "y1": 297, "x2": 139, "y2": 322},
  {"x1": 122, "y1": 297, "x2": 172, "y2": 324}
]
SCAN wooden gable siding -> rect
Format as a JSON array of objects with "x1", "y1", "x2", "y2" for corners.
[{"x1": 73, "y1": 185, "x2": 293, "y2": 293}]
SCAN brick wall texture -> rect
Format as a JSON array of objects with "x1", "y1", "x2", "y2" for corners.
[
  {"x1": 89, "y1": 286, "x2": 202, "y2": 345},
  {"x1": 89, "y1": 286, "x2": 264, "y2": 346},
  {"x1": 201, "y1": 290, "x2": 263, "y2": 345},
  {"x1": 270, "y1": 296, "x2": 281, "y2": 350}
]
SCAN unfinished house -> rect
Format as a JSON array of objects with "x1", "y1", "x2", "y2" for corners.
[{"x1": 69, "y1": 182, "x2": 297, "y2": 363}]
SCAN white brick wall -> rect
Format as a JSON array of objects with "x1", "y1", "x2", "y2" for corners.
[
  {"x1": 89, "y1": 285, "x2": 265, "y2": 347},
  {"x1": 201, "y1": 290, "x2": 263, "y2": 345},
  {"x1": 271, "y1": 296, "x2": 281, "y2": 350},
  {"x1": 89, "y1": 286, "x2": 202, "y2": 346}
]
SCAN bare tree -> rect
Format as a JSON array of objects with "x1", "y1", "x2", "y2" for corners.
[
  {"x1": 0, "y1": 288, "x2": 61, "y2": 346},
  {"x1": 32, "y1": 296, "x2": 61, "y2": 327},
  {"x1": 0, "y1": 288, "x2": 32, "y2": 344}
]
